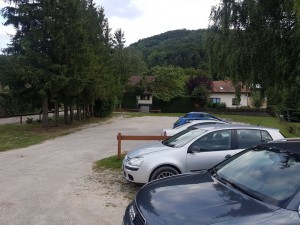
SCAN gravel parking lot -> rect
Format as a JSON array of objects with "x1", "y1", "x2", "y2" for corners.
[{"x1": 0, "y1": 115, "x2": 176, "y2": 225}]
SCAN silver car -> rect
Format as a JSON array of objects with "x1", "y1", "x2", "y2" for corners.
[
  {"x1": 161, "y1": 119, "x2": 229, "y2": 136},
  {"x1": 122, "y1": 124, "x2": 284, "y2": 184}
]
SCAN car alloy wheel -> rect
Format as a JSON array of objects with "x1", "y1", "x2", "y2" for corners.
[{"x1": 150, "y1": 166, "x2": 179, "y2": 181}]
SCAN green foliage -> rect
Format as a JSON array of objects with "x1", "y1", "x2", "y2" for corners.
[
  {"x1": 93, "y1": 154, "x2": 125, "y2": 171},
  {"x1": 153, "y1": 97, "x2": 195, "y2": 113},
  {"x1": 121, "y1": 95, "x2": 137, "y2": 109},
  {"x1": 128, "y1": 29, "x2": 209, "y2": 69},
  {"x1": 1, "y1": 0, "x2": 127, "y2": 124},
  {"x1": 26, "y1": 118, "x2": 34, "y2": 124},
  {"x1": 191, "y1": 86, "x2": 210, "y2": 108},
  {"x1": 150, "y1": 66, "x2": 187, "y2": 101},
  {"x1": 250, "y1": 90, "x2": 264, "y2": 108},
  {"x1": 206, "y1": 0, "x2": 300, "y2": 109},
  {"x1": 0, "y1": 116, "x2": 108, "y2": 152},
  {"x1": 206, "y1": 102, "x2": 227, "y2": 109},
  {"x1": 94, "y1": 99, "x2": 116, "y2": 117}
]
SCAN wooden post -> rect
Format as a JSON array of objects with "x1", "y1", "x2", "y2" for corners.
[
  {"x1": 117, "y1": 133, "x2": 122, "y2": 160},
  {"x1": 116, "y1": 133, "x2": 169, "y2": 160}
]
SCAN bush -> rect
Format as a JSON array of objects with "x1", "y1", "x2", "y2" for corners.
[
  {"x1": 94, "y1": 99, "x2": 115, "y2": 117},
  {"x1": 153, "y1": 97, "x2": 195, "y2": 113},
  {"x1": 26, "y1": 118, "x2": 34, "y2": 124}
]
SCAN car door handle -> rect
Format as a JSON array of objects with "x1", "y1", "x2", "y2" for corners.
[{"x1": 225, "y1": 154, "x2": 231, "y2": 159}]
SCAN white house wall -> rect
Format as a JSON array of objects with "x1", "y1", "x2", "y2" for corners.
[
  {"x1": 210, "y1": 93, "x2": 249, "y2": 108},
  {"x1": 136, "y1": 95, "x2": 153, "y2": 105}
]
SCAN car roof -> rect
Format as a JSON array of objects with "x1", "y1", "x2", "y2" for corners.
[
  {"x1": 191, "y1": 123, "x2": 279, "y2": 131},
  {"x1": 257, "y1": 139, "x2": 300, "y2": 155},
  {"x1": 185, "y1": 119, "x2": 227, "y2": 125},
  {"x1": 186, "y1": 112, "x2": 209, "y2": 115}
]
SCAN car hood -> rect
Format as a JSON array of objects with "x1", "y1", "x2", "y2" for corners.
[
  {"x1": 127, "y1": 142, "x2": 171, "y2": 158},
  {"x1": 135, "y1": 172, "x2": 279, "y2": 225}
]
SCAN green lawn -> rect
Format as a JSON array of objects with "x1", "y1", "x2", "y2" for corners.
[{"x1": 0, "y1": 117, "x2": 110, "y2": 152}]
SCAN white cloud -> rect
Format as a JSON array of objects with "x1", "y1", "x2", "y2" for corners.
[
  {"x1": 0, "y1": 0, "x2": 220, "y2": 50},
  {"x1": 96, "y1": 0, "x2": 219, "y2": 46}
]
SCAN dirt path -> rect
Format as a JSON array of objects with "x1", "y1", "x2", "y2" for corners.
[{"x1": 0, "y1": 115, "x2": 176, "y2": 225}]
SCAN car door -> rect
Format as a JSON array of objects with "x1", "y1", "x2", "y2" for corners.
[
  {"x1": 186, "y1": 129, "x2": 236, "y2": 172},
  {"x1": 235, "y1": 129, "x2": 273, "y2": 153}
]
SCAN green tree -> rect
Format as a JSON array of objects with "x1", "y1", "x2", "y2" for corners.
[
  {"x1": 1, "y1": 0, "x2": 122, "y2": 126},
  {"x1": 150, "y1": 66, "x2": 187, "y2": 101},
  {"x1": 206, "y1": 0, "x2": 300, "y2": 109}
]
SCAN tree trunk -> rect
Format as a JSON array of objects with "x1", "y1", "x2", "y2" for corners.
[
  {"x1": 64, "y1": 103, "x2": 69, "y2": 124},
  {"x1": 42, "y1": 96, "x2": 49, "y2": 129},
  {"x1": 86, "y1": 105, "x2": 90, "y2": 118},
  {"x1": 69, "y1": 104, "x2": 74, "y2": 123},
  {"x1": 54, "y1": 101, "x2": 59, "y2": 126},
  {"x1": 90, "y1": 105, "x2": 94, "y2": 117},
  {"x1": 76, "y1": 102, "x2": 81, "y2": 121},
  {"x1": 83, "y1": 104, "x2": 86, "y2": 121}
]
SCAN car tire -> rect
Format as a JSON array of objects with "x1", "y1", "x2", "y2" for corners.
[{"x1": 150, "y1": 166, "x2": 179, "y2": 181}]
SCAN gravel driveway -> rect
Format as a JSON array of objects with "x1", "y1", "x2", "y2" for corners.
[{"x1": 0, "y1": 115, "x2": 176, "y2": 225}]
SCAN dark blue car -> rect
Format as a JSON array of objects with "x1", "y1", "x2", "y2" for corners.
[
  {"x1": 173, "y1": 112, "x2": 224, "y2": 128},
  {"x1": 123, "y1": 139, "x2": 300, "y2": 225}
]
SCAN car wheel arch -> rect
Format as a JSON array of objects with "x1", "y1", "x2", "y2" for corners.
[{"x1": 149, "y1": 164, "x2": 182, "y2": 182}]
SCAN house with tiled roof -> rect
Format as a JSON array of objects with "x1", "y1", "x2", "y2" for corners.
[
  {"x1": 127, "y1": 77, "x2": 266, "y2": 110},
  {"x1": 210, "y1": 80, "x2": 266, "y2": 108},
  {"x1": 128, "y1": 76, "x2": 155, "y2": 112}
]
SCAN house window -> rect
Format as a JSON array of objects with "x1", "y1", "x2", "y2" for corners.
[
  {"x1": 232, "y1": 98, "x2": 240, "y2": 105},
  {"x1": 211, "y1": 98, "x2": 221, "y2": 103},
  {"x1": 140, "y1": 94, "x2": 150, "y2": 100}
]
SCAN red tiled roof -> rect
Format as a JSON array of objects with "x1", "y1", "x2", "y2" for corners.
[
  {"x1": 211, "y1": 80, "x2": 249, "y2": 93},
  {"x1": 128, "y1": 76, "x2": 155, "y2": 85}
]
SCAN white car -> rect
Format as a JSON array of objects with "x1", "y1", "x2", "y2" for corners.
[
  {"x1": 161, "y1": 119, "x2": 229, "y2": 136},
  {"x1": 122, "y1": 124, "x2": 285, "y2": 184}
]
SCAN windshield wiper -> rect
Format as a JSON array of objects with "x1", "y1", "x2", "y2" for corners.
[
  {"x1": 211, "y1": 167, "x2": 227, "y2": 185},
  {"x1": 221, "y1": 177, "x2": 263, "y2": 201}
]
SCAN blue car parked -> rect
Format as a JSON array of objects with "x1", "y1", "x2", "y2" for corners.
[{"x1": 173, "y1": 112, "x2": 224, "y2": 128}]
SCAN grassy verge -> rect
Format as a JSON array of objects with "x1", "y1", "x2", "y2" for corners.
[
  {"x1": 0, "y1": 116, "x2": 111, "y2": 152},
  {"x1": 93, "y1": 154, "x2": 125, "y2": 171},
  {"x1": 115, "y1": 112, "x2": 297, "y2": 138}
]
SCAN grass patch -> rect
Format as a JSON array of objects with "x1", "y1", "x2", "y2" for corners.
[
  {"x1": 0, "y1": 116, "x2": 111, "y2": 152},
  {"x1": 93, "y1": 154, "x2": 125, "y2": 171},
  {"x1": 213, "y1": 114, "x2": 297, "y2": 138}
]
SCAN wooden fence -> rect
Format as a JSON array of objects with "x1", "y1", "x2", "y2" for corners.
[{"x1": 117, "y1": 133, "x2": 169, "y2": 160}]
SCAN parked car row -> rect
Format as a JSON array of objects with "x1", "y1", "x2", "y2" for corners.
[
  {"x1": 123, "y1": 139, "x2": 300, "y2": 225},
  {"x1": 122, "y1": 124, "x2": 284, "y2": 184},
  {"x1": 172, "y1": 112, "x2": 226, "y2": 128},
  {"x1": 121, "y1": 113, "x2": 300, "y2": 225}
]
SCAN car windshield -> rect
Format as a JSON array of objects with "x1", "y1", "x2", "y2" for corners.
[
  {"x1": 216, "y1": 147, "x2": 300, "y2": 208},
  {"x1": 162, "y1": 127, "x2": 207, "y2": 148}
]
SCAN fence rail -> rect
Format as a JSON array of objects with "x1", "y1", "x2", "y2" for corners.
[{"x1": 117, "y1": 133, "x2": 169, "y2": 160}]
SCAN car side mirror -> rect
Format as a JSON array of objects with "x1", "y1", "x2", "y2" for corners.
[{"x1": 188, "y1": 146, "x2": 206, "y2": 153}]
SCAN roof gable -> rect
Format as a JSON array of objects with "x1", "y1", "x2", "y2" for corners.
[{"x1": 211, "y1": 80, "x2": 249, "y2": 93}]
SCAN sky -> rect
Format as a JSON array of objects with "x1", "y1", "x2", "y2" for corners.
[{"x1": 0, "y1": 0, "x2": 219, "y2": 51}]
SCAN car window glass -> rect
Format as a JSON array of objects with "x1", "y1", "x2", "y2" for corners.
[
  {"x1": 162, "y1": 128, "x2": 207, "y2": 148},
  {"x1": 191, "y1": 130, "x2": 231, "y2": 151},
  {"x1": 237, "y1": 129, "x2": 262, "y2": 149},
  {"x1": 261, "y1": 130, "x2": 273, "y2": 142},
  {"x1": 218, "y1": 148, "x2": 300, "y2": 207}
]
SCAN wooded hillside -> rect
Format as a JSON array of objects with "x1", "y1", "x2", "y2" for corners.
[{"x1": 128, "y1": 29, "x2": 208, "y2": 70}]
